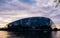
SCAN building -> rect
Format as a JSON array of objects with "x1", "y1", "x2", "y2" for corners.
[{"x1": 8, "y1": 17, "x2": 56, "y2": 31}]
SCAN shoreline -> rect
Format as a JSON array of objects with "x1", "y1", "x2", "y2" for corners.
[{"x1": 0, "y1": 28, "x2": 60, "y2": 31}]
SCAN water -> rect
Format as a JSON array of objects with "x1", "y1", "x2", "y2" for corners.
[{"x1": 0, "y1": 31, "x2": 60, "y2": 38}]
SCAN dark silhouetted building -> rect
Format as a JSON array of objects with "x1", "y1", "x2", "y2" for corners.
[{"x1": 8, "y1": 17, "x2": 56, "y2": 31}]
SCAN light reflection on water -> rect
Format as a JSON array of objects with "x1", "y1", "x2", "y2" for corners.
[{"x1": 0, "y1": 31, "x2": 60, "y2": 38}]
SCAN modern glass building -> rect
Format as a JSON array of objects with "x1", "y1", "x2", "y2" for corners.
[{"x1": 8, "y1": 17, "x2": 56, "y2": 31}]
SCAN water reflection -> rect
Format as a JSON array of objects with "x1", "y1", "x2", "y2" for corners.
[
  {"x1": 0, "y1": 31, "x2": 7, "y2": 38},
  {"x1": 0, "y1": 31, "x2": 60, "y2": 38},
  {"x1": 12, "y1": 31, "x2": 52, "y2": 38}
]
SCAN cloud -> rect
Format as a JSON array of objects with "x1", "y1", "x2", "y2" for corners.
[
  {"x1": 51, "y1": 18, "x2": 60, "y2": 25},
  {"x1": 0, "y1": 10, "x2": 44, "y2": 25},
  {"x1": 0, "y1": 0, "x2": 60, "y2": 25},
  {"x1": 0, "y1": 0, "x2": 55, "y2": 11},
  {"x1": 0, "y1": 0, "x2": 32, "y2": 11},
  {"x1": 49, "y1": 9, "x2": 60, "y2": 17}
]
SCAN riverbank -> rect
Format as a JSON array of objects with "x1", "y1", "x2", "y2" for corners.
[{"x1": 0, "y1": 28, "x2": 60, "y2": 31}]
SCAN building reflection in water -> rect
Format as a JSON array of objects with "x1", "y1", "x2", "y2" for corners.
[
  {"x1": 7, "y1": 31, "x2": 52, "y2": 38},
  {"x1": 0, "y1": 31, "x2": 60, "y2": 38}
]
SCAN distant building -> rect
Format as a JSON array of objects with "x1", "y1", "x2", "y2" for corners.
[{"x1": 8, "y1": 17, "x2": 56, "y2": 31}]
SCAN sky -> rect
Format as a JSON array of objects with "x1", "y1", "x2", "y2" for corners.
[{"x1": 0, "y1": 0, "x2": 60, "y2": 28}]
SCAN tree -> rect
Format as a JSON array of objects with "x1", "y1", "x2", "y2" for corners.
[{"x1": 54, "y1": 0, "x2": 60, "y2": 7}]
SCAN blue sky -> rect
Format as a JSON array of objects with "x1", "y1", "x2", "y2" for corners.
[{"x1": 0, "y1": 0, "x2": 60, "y2": 26}]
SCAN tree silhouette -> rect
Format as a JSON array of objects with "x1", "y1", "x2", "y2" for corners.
[{"x1": 54, "y1": 0, "x2": 60, "y2": 7}]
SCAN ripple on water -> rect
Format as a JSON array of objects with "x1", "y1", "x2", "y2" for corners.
[{"x1": 0, "y1": 31, "x2": 60, "y2": 38}]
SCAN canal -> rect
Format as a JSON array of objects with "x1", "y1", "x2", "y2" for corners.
[{"x1": 0, "y1": 31, "x2": 60, "y2": 38}]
